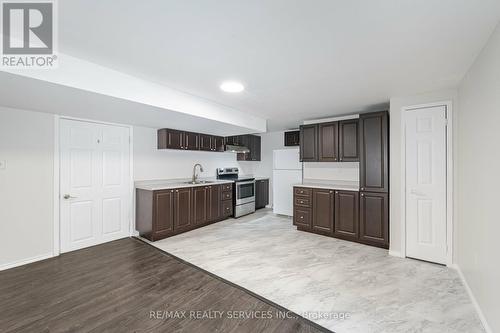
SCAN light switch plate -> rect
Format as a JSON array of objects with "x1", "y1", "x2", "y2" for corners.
[{"x1": 0, "y1": 160, "x2": 6, "y2": 170}]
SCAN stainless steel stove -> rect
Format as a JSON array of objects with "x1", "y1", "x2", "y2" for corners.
[{"x1": 216, "y1": 168, "x2": 255, "y2": 217}]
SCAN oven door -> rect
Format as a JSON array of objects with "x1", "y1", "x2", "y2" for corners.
[{"x1": 235, "y1": 180, "x2": 255, "y2": 205}]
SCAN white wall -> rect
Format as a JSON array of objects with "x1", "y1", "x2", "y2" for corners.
[
  {"x1": 250, "y1": 131, "x2": 293, "y2": 206},
  {"x1": 456, "y1": 23, "x2": 500, "y2": 333},
  {"x1": 388, "y1": 89, "x2": 458, "y2": 257},
  {"x1": 0, "y1": 107, "x2": 55, "y2": 269},
  {"x1": 133, "y1": 126, "x2": 257, "y2": 181}
]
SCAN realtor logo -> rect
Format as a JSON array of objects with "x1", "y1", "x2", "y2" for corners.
[{"x1": 1, "y1": 0, "x2": 58, "y2": 68}]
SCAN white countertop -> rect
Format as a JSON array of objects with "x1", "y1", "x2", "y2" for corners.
[
  {"x1": 294, "y1": 180, "x2": 359, "y2": 192},
  {"x1": 135, "y1": 178, "x2": 234, "y2": 191}
]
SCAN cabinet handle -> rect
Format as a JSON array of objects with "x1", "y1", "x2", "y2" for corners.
[
  {"x1": 335, "y1": 191, "x2": 338, "y2": 194},
  {"x1": 300, "y1": 216, "x2": 304, "y2": 219},
  {"x1": 171, "y1": 190, "x2": 173, "y2": 193},
  {"x1": 329, "y1": 190, "x2": 333, "y2": 194},
  {"x1": 361, "y1": 187, "x2": 364, "y2": 190},
  {"x1": 361, "y1": 193, "x2": 364, "y2": 197},
  {"x1": 176, "y1": 190, "x2": 178, "y2": 192}
]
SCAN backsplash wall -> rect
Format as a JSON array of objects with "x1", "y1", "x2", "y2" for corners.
[{"x1": 303, "y1": 162, "x2": 360, "y2": 183}]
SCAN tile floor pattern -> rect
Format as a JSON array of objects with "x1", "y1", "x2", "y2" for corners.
[{"x1": 149, "y1": 210, "x2": 484, "y2": 333}]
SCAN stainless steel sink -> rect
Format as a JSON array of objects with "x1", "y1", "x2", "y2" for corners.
[{"x1": 183, "y1": 180, "x2": 214, "y2": 185}]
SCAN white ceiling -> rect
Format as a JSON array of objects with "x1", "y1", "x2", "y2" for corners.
[
  {"x1": 20, "y1": 1, "x2": 500, "y2": 130},
  {"x1": 0, "y1": 72, "x2": 257, "y2": 136}
]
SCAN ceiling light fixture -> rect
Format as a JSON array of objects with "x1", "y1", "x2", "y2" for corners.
[{"x1": 220, "y1": 81, "x2": 245, "y2": 93}]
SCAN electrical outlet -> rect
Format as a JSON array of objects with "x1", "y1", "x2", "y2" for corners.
[{"x1": 0, "y1": 160, "x2": 5, "y2": 170}]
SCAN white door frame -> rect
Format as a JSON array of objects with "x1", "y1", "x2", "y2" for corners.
[
  {"x1": 400, "y1": 101, "x2": 453, "y2": 266},
  {"x1": 53, "y1": 116, "x2": 134, "y2": 256}
]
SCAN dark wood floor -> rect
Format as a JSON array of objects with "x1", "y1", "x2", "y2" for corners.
[{"x1": 0, "y1": 238, "x2": 327, "y2": 333}]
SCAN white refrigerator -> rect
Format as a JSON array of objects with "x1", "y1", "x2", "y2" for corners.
[{"x1": 273, "y1": 148, "x2": 303, "y2": 216}]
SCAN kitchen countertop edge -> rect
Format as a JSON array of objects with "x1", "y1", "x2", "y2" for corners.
[
  {"x1": 136, "y1": 180, "x2": 235, "y2": 191},
  {"x1": 293, "y1": 183, "x2": 360, "y2": 192}
]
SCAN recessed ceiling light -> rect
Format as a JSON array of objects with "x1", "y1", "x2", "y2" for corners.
[{"x1": 220, "y1": 81, "x2": 245, "y2": 93}]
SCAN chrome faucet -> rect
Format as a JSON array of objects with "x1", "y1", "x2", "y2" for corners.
[{"x1": 192, "y1": 163, "x2": 204, "y2": 183}]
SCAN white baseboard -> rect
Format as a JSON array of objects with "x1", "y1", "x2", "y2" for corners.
[
  {"x1": 453, "y1": 265, "x2": 492, "y2": 333},
  {"x1": 0, "y1": 253, "x2": 55, "y2": 271},
  {"x1": 388, "y1": 250, "x2": 404, "y2": 258}
]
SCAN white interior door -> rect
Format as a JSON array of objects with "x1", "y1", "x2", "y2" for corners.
[
  {"x1": 60, "y1": 119, "x2": 131, "y2": 253},
  {"x1": 405, "y1": 106, "x2": 447, "y2": 264}
]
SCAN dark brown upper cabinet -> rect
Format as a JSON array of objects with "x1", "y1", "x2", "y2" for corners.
[
  {"x1": 184, "y1": 132, "x2": 199, "y2": 150},
  {"x1": 255, "y1": 179, "x2": 269, "y2": 209},
  {"x1": 158, "y1": 129, "x2": 224, "y2": 153},
  {"x1": 284, "y1": 131, "x2": 300, "y2": 146},
  {"x1": 236, "y1": 135, "x2": 261, "y2": 161},
  {"x1": 359, "y1": 111, "x2": 388, "y2": 193},
  {"x1": 312, "y1": 188, "x2": 334, "y2": 233},
  {"x1": 158, "y1": 129, "x2": 184, "y2": 150},
  {"x1": 299, "y1": 124, "x2": 318, "y2": 162},
  {"x1": 359, "y1": 191, "x2": 389, "y2": 248},
  {"x1": 199, "y1": 134, "x2": 212, "y2": 151},
  {"x1": 334, "y1": 190, "x2": 359, "y2": 241},
  {"x1": 213, "y1": 136, "x2": 225, "y2": 152},
  {"x1": 339, "y1": 119, "x2": 359, "y2": 162},
  {"x1": 318, "y1": 122, "x2": 339, "y2": 162}
]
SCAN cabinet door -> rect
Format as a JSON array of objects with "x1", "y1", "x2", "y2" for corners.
[
  {"x1": 199, "y1": 134, "x2": 212, "y2": 151},
  {"x1": 318, "y1": 122, "x2": 339, "y2": 162},
  {"x1": 299, "y1": 124, "x2": 318, "y2": 162},
  {"x1": 213, "y1": 136, "x2": 225, "y2": 152},
  {"x1": 252, "y1": 135, "x2": 261, "y2": 161},
  {"x1": 221, "y1": 200, "x2": 233, "y2": 217},
  {"x1": 334, "y1": 190, "x2": 359, "y2": 240},
  {"x1": 166, "y1": 129, "x2": 184, "y2": 150},
  {"x1": 360, "y1": 111, "x2": 388, "y2": 192},
  {"x1": 192, "y1": 186, "x2": 209, "y2": 225},
  {"x1": 339, "y1": 120, "x2": 359, "y2": 162},
  {"x1": 284, "y1": 131, "x2": 300, "y2": 146},
  {"x1": 312, "y1": 189, "x2": 334, "y2": 233},
  {"x1": 255, "y1": 179, "x2": 269, "y2": 209},
  {"x1": 208, "y1": 185, "x2": 221, "y2": 221},
  {"x1": 359, "y1": 192, "x2": 389, "y2": 248},
  {"x1": 174, "y1": 188, "x2": 192, "y2": 231},
  {"x1": 294, "y1": 208, "x2": 311, "y2": 229},
  {"x1": 184, "y1": 132, "x2": 199, "y2": 150},
  {"x1": 153, "y1": 190, "x2": 174, "y2": 239}
]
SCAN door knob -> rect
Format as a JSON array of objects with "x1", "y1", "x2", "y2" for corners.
[{"x1": 63, "y1": 194, "x2": 77, "y2": 200}]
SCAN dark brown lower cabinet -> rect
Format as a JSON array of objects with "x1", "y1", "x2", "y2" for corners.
[
  {"x1": 174, "y1": 188, "x2": 193, "y2": 231},
  {"x1": 208, "y1": 185, "x2": 221, "y2": 221},
  {"x1": 255, "y1": 179, "x2": 269, "y2": 209},
  {"x1": 136, "y1": 183, "x2": 233, "y2": 242},
  {"x1": 334, "y1": 190, "x2": 359, "y2": 241},
  {"x1": 293, "y1": 186, "x2": 388, "y2": 249},
  {"x1": 192, "y1": 187, "x2": 208, "y2": 225},
  {"x1": 312, "y1": 189, "x2": 334, "y2": 233},
  {"x1": 221, "y1": 199, "x2": 233, "y2": 217},
  {"x1": 359, "y1": 192, "x2": 389, "y2": 248}
]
